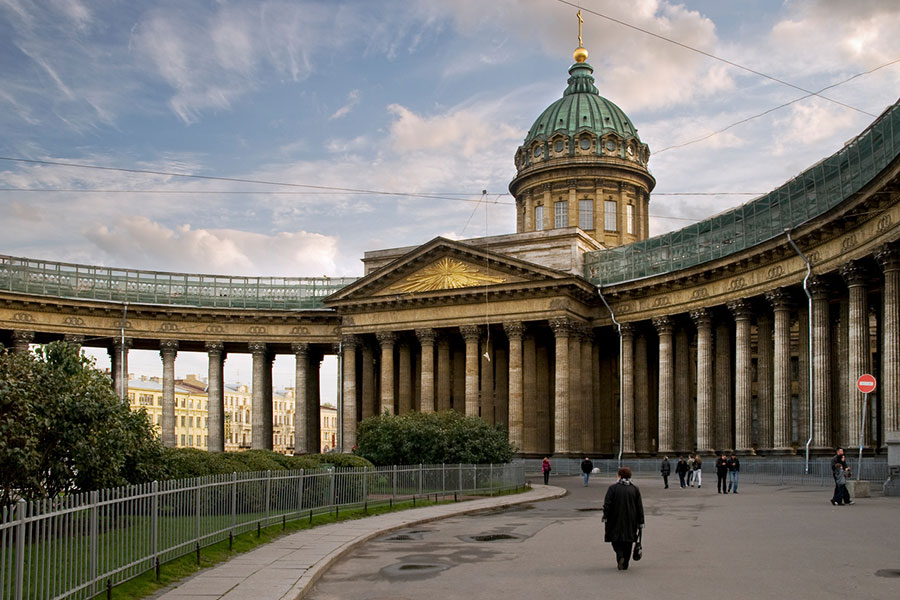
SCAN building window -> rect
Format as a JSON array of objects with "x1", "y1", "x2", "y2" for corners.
[
  {"x1": 181, "y1": 416, "x2": 186, "y2": 427},
  {"x1": 180, "y1": 435, "x2": 185, "y2": 446},
  {"x1": 188, "y1": 416, "x2": 193, "y2": 427},
  {"x1": 604, "y1": 200, "x2": 617, "y2": 231},
  {"x1": 626, "y1": 204, "x2": 634, "y2": 234},
  {"x1": 554, "y1": 201, "x2": 567, "y2": 228},
  {"x1": 535, "y1": 205, "x2": 544, "y2": 231},
  {"x1": 578, "y1": 199, "x2": 593, "y2": 230}
]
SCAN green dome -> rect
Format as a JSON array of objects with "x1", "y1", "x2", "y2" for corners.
[{"x1": 522, "y1": 61, "x2": 641, "y2": 147}]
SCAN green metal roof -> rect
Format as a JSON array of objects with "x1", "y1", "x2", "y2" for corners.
[{"x1": 523, "y1": 61, "x2": 641, "y2": 147}]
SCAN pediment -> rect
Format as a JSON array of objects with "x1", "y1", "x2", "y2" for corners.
[{"x1": 324, "y1": 237, "x2": 569, "y2": 305}]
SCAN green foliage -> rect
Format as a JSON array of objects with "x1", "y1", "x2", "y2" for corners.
[
  {"x1": 158, "y1": 448, "x2": 373, "y2": 479},
  {"x1": 0, "y1": 342, "x2": 165, "y2": 504},
  {"x1": 355, "y1": 410, "x2": 514, "y2": 466}
]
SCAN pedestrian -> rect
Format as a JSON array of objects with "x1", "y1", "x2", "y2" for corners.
[
  {"x1": 693, "y1": 454, "x2": 703, "y2": 487},
  {"x1": 675, "y1": 456, "x2": 689, "y2": 488},
  {"x1": 542, "y1": 457, "x2": 551, "y2": 485},
  {"x1": 830, "y1": 448, "x2": 846, "y2": 505},
  {"x1": 686, "y1": 454, "x2": 695, "y2": 487},
  {"x1": 832, "y1": 460, "x2": 854, "y2": 505},
  {"x1": 581, "y1": 456, "x2": 594, "y2": 487},
  {"x1": 727, "y1": 452, "x2": 740, "y2": 493},
  {"x1": 660, "y1": 456, "x2": 671, "y2": 489},
  {"x1": 715, "y1": 452, "x2": 729, "y2": 493},
  {"x1": 602, "y1": 466, "x2": 645, "y2": 571}
]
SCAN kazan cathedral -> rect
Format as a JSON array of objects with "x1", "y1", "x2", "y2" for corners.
[{"x1": 2, "y1": 34, "x2": 900, "y2": 460}]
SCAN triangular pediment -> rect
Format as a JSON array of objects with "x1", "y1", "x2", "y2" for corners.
[{"x1": 324, "y1": 237, "x2": 572, "y2": 305}]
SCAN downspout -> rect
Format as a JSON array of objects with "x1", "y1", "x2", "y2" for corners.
[
  {"x1": 337, "y1": 339, "x2": 343, "y2": 453},
  {"x1": 785, "y1": 230, "x2": 813, "y2": 474},
  {"x1": 597, "y1": 286, "x2": 624, "y2": 467}
]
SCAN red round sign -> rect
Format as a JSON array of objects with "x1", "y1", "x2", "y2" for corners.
[{"x1": 857, "y1": 374, "x2": 877, "y2": 394}]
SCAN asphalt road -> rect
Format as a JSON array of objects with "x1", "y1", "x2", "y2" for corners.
[{"x1": 306, "y1": 475, "x2": 900, "y2": 600}]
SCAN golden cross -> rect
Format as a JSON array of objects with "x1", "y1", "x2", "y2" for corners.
[{"x1": 577, "y1": 10, "x2": 584, "y2": 47}]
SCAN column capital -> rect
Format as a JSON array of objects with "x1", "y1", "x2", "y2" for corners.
[
  {"x1": 159, "y1": 339, "x2": 179, "y2": 357},
  {"x1": 341, "y1": 334, "x2": 360, "y2": 349},
  {"x1": 765, "y1": 287, "x2": 793, "y2": 311},
  {"x1": 248, "y1": 341, "x2": 267, "y2": 355},
  {"x1": 549, "y1": 317, "x2": 572, "y2": 337},
  {"x1": 205, "y1": 341, "x2": 225, "y2": 354},
  {"x1": 502, "y1": 321, "x2": 525, "y2": 340},
  {"x1": 459, "y1": 324, "x2": 482, "y2": 343},
  {"x1": 415, "y1": 328, "x2": 437, "y2": 345},
  {"x1": 331, "y1": 342, "x2": 342, "y2": 355},
  {"x1": 727, "y1": 299, "x2": 753, "y2": 321},
  {"x1": 876, "y1": 242, "x2": 900, "y2": 273},
  {"x1": 376, "y1": 331, "x2": 397, "y2": 346},
  {"x1": 652, "y1": 315, "x2": 674, "y2": 335},
  {"x1": 690, "y1": 308, "x2": 713, "y2": 329},
  {"x1": 291, "y1": 341, "x2": 309, "y2": 358},
  {"x1": 111, "y1": 337, "x2": 133, "y2": 351},
  {"x1": 620, "y1": 321, "x2": 635, "y2": 339},
  {"x1": 840, "y1": 260, "x2": 869, "y2": 287},
  {"x1": 12, "y1": 330, "x2": 34, "y2": 346},
  {"x1": 807, "y1": 275, "x2": 831, "y2": 300},
  {"x1": 63, "y1": 333, "x2": 85, "y2": 346}
]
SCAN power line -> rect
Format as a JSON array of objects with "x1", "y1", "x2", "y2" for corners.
[{"x1": 556, "y1": 0, "x2": 875, "y2": 117}]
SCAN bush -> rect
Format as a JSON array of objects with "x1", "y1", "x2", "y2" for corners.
[
  {"x1": 355, "y1": 410, "x2": 514, "y2": 466},
  {"x1": 157, "y1": 448, "x2": 373, "y2": 480}
]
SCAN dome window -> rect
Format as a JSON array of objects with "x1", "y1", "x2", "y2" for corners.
[
  {"x1": 554, "y1": 140, "x2": 564, "y2": 152},
  {"x1": 605, "y1": 139, "x2": 617, "y2": 152},
  {"x1": 580, "y1": 137, "x2": 592, "y2": 150},
  {"x1": 533, "y1": 145, "x2": 543, "y2": 158}
]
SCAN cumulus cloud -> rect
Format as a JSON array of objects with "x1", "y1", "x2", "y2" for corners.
[{"x1": 387, "y1": 102, "x2": 521, "y2": 157}]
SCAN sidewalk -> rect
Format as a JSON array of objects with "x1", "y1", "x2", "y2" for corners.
[{"x1": 155, "y1": 484, "x2": 566, "y2": 600}]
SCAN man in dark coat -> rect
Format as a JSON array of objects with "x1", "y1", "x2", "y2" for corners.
[
  {"x1": 715, "y1": 453, "x2": 729, "y2": 493},
  {"x1": 581, "y1": 457, "x2": 594, "y2": 487},
  {"x1": 660, "y1": 456, "x2": 671, "y2": 489},
  {"x1": 675, "y1": 456, "x2": 689, "y2": 488},
  {"x1": 603, "y1": 466, "x2": 645, "y2": 571}
]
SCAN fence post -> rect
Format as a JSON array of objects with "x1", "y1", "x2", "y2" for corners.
[
  {"x1": 14, "y1": 499, "x2": 26, "y2": 600},
  {"x1": 231, "y1": 472, "x2": 237, "y2": 536},
  {"x1": 418, "y1": 464, "x2": 423, "y2": 495},
  {"x1": 392, "y1": 466, "x2": 397, "y2": 499},
  {"x1": 151, "y1": 481, "x2": 159, "y2": 565},
  {"x1": 265, "y1": 470, "x2": 271, "y2": 527},
  {"x1": 362, "y1": 467, "x2": 368, "y2": 511},
  {"x1": 195, "y1": 478, "x2": 202, "y2": 548},
  {"x1": 90, "y1": 490, "x2": 99, "y2": 594},
  {"x1": 297, "y1": 469, "x2": 305, "y2": 513},
  {"x1": 329, "y1": 468, "x2": 336, "y2": 508},
  {"x1": 442, "y1": 463, "x2": 445, "y2": 494},
  {"x1": 459, "y1": 463, "x2": 463, "y2": 492},
  {"x1": 490, "y1": 464, "x2": 494, "y2": 494}
]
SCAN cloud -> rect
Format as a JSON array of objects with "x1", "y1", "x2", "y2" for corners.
[
  {"x1": 329, "y1": 89, "x2": 361, "y2": 120},
  {"x1": 84, "y1": 217, "x2": 340, "y2": 276},
  {"x1": 387, "y1": 102, "x2": 520, "y2": 157}
]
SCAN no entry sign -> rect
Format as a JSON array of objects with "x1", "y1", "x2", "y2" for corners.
[{"x1": 857, "y1": 374, "x2": 877, "y2": 394}]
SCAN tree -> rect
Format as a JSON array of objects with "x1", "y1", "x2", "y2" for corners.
[
  {"x1": 355, "y1": 410, "x2": 515, "y2": 466},
  {"x1": 0, "y1": 342, "x2": 165, "y2": 505}
]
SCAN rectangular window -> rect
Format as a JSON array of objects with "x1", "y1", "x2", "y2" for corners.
[
  {"x1": 554, "y1": 201, "x2": 567, "y2": 228},
  {"x1": 188, "y1": 416, "x2": 193, "y2": 427},
  {"x1": 180, "y1": 434, "x2": 185, "y2": 446},
  {"x1": 181, "y1": 415, "x2": 186, "y2": 427},
  {"x1": 578, "y1": 199, "x2": 593, "y2": 230},
  {"x1": 626, "y1": 204, "x2": 635, "y2": 234},
  {"x1": 604, "y1": 200, "x2": 617, "y2": 231},
  {"x1": 534, "y1": 205, "x2": 544, "y2": 231}
]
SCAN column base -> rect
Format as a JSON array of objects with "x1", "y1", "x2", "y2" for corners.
[
  {"x1": 763, "y1": 447, "x2": 796, "y2": 456},
  {"x1": 734, "y1": 448, "x2": 755, "y2": 456}
]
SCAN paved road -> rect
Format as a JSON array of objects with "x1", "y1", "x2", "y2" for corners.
[{"x1": 306, "y1": 475, "x2": 900, "y2": 600}]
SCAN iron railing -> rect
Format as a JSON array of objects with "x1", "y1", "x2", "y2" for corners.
[
  {"x1": 0, "y1": 255, "x2": 356, "y2": 310},
  {"x1": 0, "y1": 463, "x2": 525, "y2": 600},
  {"x1": 585, "y1": 97, "x2": 900, "y2": 285}
]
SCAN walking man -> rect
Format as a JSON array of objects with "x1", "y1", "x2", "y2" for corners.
[
  {"x1": 727, "y1": 452, "x2": 740, "y2": 493},
  {"x1": 660, "y1": 456, "x2": 671, "y2": 489},
  {"x1": 716, "y1": 452, "x2": 729, "y2": 493},
  {"x1": 581, "y1": 456, "x2": 594, "y2": 487},
  {"x1": 675, "y1": 456, "x2": 689, "y2": 488},
  {"x1": 693, "y1": 454, "x2": 703, "y2": 487},
  {"x1": 603, "y1": 467, "x2": 645, "y2": 571}
]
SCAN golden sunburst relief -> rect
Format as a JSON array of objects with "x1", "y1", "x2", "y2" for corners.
[{"x1": 390, "y1": 257, "x2": 506, "y2": 293}]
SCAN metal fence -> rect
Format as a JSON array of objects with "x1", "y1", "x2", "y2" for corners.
[
  {"x1": 0, "y1": 463, "x2": 524, "y2": 600},
  {"x1": 521, "y1": 457, "x2": 890, "y2": 487},
  {"x1": 585, "y1": 97, "x2": 900, "y2": 285},
  {"x1": 0, "y1": 255, "x2": 357, "y2": 310}
]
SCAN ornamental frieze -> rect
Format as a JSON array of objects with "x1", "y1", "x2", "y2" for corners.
[
  {"x1": 388, "y1": 258, "x2": 507, "y2": 293},
  {"x1": 13, "y1": 312, "x2": 35, "y2": 323}
]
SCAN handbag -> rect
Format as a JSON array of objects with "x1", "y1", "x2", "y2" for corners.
[{"x1": 632, "y1": 529, "x2": 643, "y2": 561}]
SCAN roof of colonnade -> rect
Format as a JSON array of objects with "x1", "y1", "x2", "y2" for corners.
[{"x1": 585, "y1": 97, "x2": 900, "y2": 286}]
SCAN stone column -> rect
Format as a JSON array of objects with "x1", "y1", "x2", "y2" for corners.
[
  {"x1": 437, "y1": 336, "x2": 451, "y2": 412},
  {"x1": 728, "y1": 301, "x2": 753, "y2": 454},
  {"x1": 109, "y1": 337, "x2": 132, "y2": 401},
  {"x1": 536, "y1": 343, "x2": 551, "y2": 454},
  {"x1": 376, "y1": 332, "x2": 396, "y2": 415},
  {"x1": 206, "y1": 341, "x2": 226, "y2": 453},
  {"x1": 460, "y1": 325, "x2": 482, "y2": 417},
  {"x1": 877, "y1": 244, "x2": 900, "y2": 441},
  {"x1": 249, "y1": 342, "x2": 271, "y2": 450},
  {"x1": 159, "y1": 339, "x2": 179, "y2": 448},
  {"x1": 757, "y1": 313, "x2": 774, "y2": 451},
  {"x1": 361, "y1": 342, "x2": 376, "y2": 419},
  {"x1": 836, "y1": 299, "x2": 850, "y2": 446},
  {"x1": 523, "y1": 333, "x2": 538, "y2": 453},
  {"x1": 634, "y1": 330, "x2": 649, "y2": 455},
  {"x1": 568, "y1": 328, "x2": 583, "y2": 449},
  {"x1": 504, "y1": 322, "x2": 525, "y2": 452},
  {"x1": 416, "y1": 329, "x2": 436, "y2": 413},
  {"x1": 653, "y1": 316, "x2": 675, "y2": 456},
  {"x1": 495, "y1": 344, "x2": 509, "y2": 429},
  {"x1": 292, "y1": 342, "x2": 310, "y2": 454},
  {"x1": 767, "y1": 288, "x2": 793, "y2": 453},
  {"x1": 11, "y1": 330, "x2": 34, "y2": 354},
  {"x1": 674, "y1": 326, "x2": 691, "y2": 453},
  {"x1": 797, "y1": 303, "x2": 810, "y2": 447},
  {"x1": 580, "y1": 326, "x2": 594, "y2": 453},
  {"x1": 342, "y1": 335, "x2": 358, "y2": 451},
  {"x1": 714, "y1": 320, "x2": 733, "y2": 452},
  {"x1": 481, "y1": 337, "x2": 495, "y2": 424},
  {"x1": 808, "y1": 277, "x2": 832, "y2": 451},
  {"x1": 620, "y1": 322, "x2": 635, "y2": 456},
  {"x1": 308, "y1": 352, "x2": 322, "y2": 451},
  {"x1": 263, "y1": 351, "x2": 274, "y2": 447},
  {"x1": 397, "y1": 341, "x2": 412, "y2": 415},
  {"x1": 452, "y1": 348, "x2": 466, "y2": 412},
  {"x1": 691, "y1": 309, "x2": 714, "y2": 454},
  {"x1": 550, "y1": 318, "x2": 572, "y2": 455},
  {"x1": 842, "y1": 261, "x2": 870, "y2": 449}
]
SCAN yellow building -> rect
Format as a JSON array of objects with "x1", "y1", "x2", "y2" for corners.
[{"x1": 127, "y1": 376, "x2": 208, "y2": 449}]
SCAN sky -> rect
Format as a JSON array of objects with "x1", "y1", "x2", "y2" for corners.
[{"x1": 3, "y1": 0, "x2": 900, "y2": 396}]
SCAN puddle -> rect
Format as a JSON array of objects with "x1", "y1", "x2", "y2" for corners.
[{"x1": 459, "y1": 532, "x2": 524, "y2": 543}]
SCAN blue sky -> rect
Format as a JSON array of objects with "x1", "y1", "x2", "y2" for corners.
[{"x1": 3, "y1": 0, "x2": 900, "y2": 391}]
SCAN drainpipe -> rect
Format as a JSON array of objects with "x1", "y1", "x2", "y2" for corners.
[
  {"x1": 597, "y1": 286, "x2": 624, "y2": 467},
  {"x1": 785, "y1": 230, "x2": 814, "y2": 474},
  {"x1": 337, "y1": 339, "x2": 343, "y2": 453}
]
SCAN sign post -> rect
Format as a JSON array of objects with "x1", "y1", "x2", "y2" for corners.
[{"x1": 856, "y1": 374, "x2": 877, "y2": 480}]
